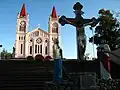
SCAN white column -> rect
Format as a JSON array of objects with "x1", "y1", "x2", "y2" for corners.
[
  {"x1": 42, "y1": 41, "x2": 45, "y2": 56},
  {"x1": 32, "y1": 38, "x2": 35, "y2": 57},
  {"x1": 25, "y1": 35, "x2": 29, "y2": 58},
  {"x1": 49, "y1": 40, "x2": 53, "y2": 58}
]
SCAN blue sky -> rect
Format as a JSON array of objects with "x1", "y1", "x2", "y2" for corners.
[{"x1": 0, "y1": 0, "x2": 120, "y2": 59}]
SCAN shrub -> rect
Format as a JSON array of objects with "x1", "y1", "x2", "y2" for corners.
[
  {"x1": 27, "y1": 56, "x2": 34, "y2": 60},
  {"x1": 35, "y1": 54, "x2": 44, "y2": 61},
  {"x1": 44, "y1": 56, "x2": 52, "y2": 61}
]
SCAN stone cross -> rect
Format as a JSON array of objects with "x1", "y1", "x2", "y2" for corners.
[{"x1": 59, "y1": 2, "x2": 99, "y2": 61}]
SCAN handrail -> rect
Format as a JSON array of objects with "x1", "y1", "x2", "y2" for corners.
[
  {"x1": 62, "y1": 65, "x2": 72, "y2": 81},
  {"x1": 103, "y1": 51, "x2": 120, "y2": 59},
  {"x1": 110, "y1": 52, "x2": 120, "y2": 59}
]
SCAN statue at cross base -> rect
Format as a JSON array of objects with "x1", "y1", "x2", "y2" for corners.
[
  {"x1": 52, "y1": 37, "x2": 63, "y2": 84},
  {"x1": 59, "y1": 2, "x2": 99, "y2": 61},
  {"x1": 97, "y1": 40, "x2": 112, "y2": 80}
]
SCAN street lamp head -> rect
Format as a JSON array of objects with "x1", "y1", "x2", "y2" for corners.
[{"x1": 73, "y1": 2, "x2": 83, "y2": 11}]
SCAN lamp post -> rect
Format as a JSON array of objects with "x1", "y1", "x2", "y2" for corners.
[
  {"x1": 59, "y1": 2, "x2": 99, "y2": 61},
  {"x1": 0, "y1": 45, "x2": 2, "y2": 60}
]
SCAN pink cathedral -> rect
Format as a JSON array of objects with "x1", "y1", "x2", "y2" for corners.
[{"x1": 14, "y1": 4, "x2": 60, "y2": 59}]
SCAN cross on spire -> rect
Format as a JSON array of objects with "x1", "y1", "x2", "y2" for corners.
[{"x1": 38, "y1": 24, "x2": 40, "y2": 28}]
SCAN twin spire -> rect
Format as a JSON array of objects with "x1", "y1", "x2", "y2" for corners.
[
  {"x1": 51, "y1": 6, "x2": 58, "y2": 18},
  {"x1": 19, "y1": 4, "x2": 58, "y2": 18},
  {"x1": 20, "y1": 4, "x2": 27, "y2": 17}
]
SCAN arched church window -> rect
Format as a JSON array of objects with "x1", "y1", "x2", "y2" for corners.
[
  {"x1": 30, "y1": 46, "x2": 32, "y2": 54},
  {"x1": 52, "y1": 22, "x2": 58, "y2": 33},
  {"x1": 36, "y1": 31, "x2": 39, "y2": 36},
  {"x1": 45, "y1": 40, "x2": 47, "y2": 43},
  {"x1": 33, "y1": 31, "x2": 39, "y2": 37},
  {"x1": 21, "y1": 44, "x2": 23, "y2": 54},
  {"x1": 35, "y1": 45, "x2": 37, "y2": 54},
  {"x1": 45, "y1": 46, "x2": 47, "y2": 55},
  {"x1": 19, "y1": 21, "x2": 26, "y2": 32},
  {"x1": 21, "y1": 36, "x2": 23, "y2": 40},
  {"x1": 40, "y1": 44, "x2": 42, "y2": 54},
  {"x1": 38, "y1": 45, "x2": 39, "y2": 53},
  {"x1": 30, "y1": 39, "x2": 32, "y2": 42}
]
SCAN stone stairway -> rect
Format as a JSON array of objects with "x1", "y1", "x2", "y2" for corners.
[
  {"x1": 0, "y1": 60, "x2": 54, "y2": 90},
  {"x1": 0, "y1": 60, "x2": 101, "y2": 90},
  {"x1": 0, "y1": 59, "x2": 118, "y2": 90}
]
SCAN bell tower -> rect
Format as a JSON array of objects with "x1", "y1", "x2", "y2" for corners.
[
  {"x1": 15, "y1": 4, "x2": 29, "y2": 58},
  {"x1": 48, "y1": 6, "x2": 60, "y2": 58}
]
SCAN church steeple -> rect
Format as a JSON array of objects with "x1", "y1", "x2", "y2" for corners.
[
  {"x1": 51, "y1": 6, "x2": 57, "y2": 18},
  {"x1": 15, "y1": 4, "x2": 29, "y2": 58},
  {"x1": 20, "y1": 4, "x2": 27, "y2": 17}
]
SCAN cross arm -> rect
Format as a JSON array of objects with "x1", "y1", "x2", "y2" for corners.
[
  {"x1": 59, "y1": 16, "x2": 76, "y2": 26},
  {"x1": 0, "y1": 45, "x2": 2, "y2": 47},
  {"x1": 84, "y1": 17, "x2": 99, "y2": 27}
]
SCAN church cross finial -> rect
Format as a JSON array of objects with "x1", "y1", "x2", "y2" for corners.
[{"x1": 38, "y1": 24, "x2": 40, "y2": 28}]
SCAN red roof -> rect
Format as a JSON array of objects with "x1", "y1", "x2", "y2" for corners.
[
  {"x1": 51, "y1": 6, "x2": 57, "y2": 18},
  {"x1": 20, "y1": 4, "x2": 27, "y2": 17}
]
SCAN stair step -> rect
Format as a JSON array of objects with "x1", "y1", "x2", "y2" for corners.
[
  {"x1": 1, "y1": 70, "x2": 53, "y2": 73},
  {"x1": 0, "y1": 78, "x2": 53, "y2": 81},
  {"x1": 0, "y1": 65, "x2": 53, "y2": 69},
  {"x1": 0, "y1": 65, "x2": 52, "y2": 68},
  {"x1": 0, "y1": 75, "x2": 53, "y2": 78},
  {"x1": 0, "y1": 81, "x2": 45, "y2": 84},
  {"x1": 0, "y1": 71, "x2": 53, "y2": 75},
  {"x1": 0, "y1": 61, "x2": 52, "y2": 66},
  {"x1": 0, "y1": 86, "x2": 45, "y2": 90},
  {"x1": 0, "y1": 80, "x2": 51, "y2": 83},
  {"x1": 9, "y1": 74, "x2": 53, "y2": 77},
  {"x1": 0, "y1": 75, "x2": 53, "y2": 77},
  {"x1": 0, "y1": 67, "x2": 53, "y2": 72},
  {"x1": 0, "y1": 60, "x2": 55, "y2": 90},
  {"x1": 0, "y1": 84, "x2": 44, "y2": 87}
]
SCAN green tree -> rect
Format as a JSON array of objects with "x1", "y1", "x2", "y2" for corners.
[
  {"x1": 6, "y1": 52, "x2": 12, "y2": 59},
  {"x1": 1, "y1": 48, "x2": 6, "y2": 59},
  {"x1": 1, "y1": 48, "x2": 12, "y2": 59},
  {"x1": 89, "y1": 9, "x2": 120, "y2": 51}
]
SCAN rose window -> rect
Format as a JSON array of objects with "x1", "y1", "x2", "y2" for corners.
[{"x1": 36, "y1": 38, "x2": 42, "y2": 44}]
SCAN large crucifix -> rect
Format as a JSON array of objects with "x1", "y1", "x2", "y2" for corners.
[{"x1": 59, "y1": 2, "x2": 99, "y2": 61}]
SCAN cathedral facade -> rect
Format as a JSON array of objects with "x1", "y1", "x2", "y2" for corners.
[{"x1": 14, "y1": 4, "x2": 60, "y2": 58}]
